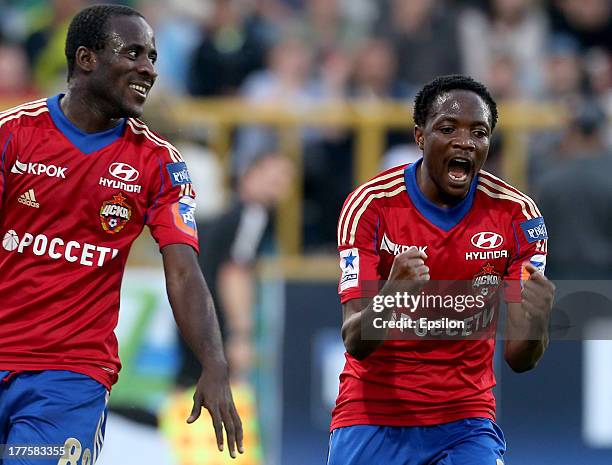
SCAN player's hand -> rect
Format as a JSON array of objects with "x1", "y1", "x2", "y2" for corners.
[
  {"x1": 187, "y1": 366, "x2": 244, "y2": 459},
  {"x1": 387, "y1": 249, "x2": 430, "y2": 292},
  {"x1": 521, "y1": 263, "x2": 555, "y2": 323}
]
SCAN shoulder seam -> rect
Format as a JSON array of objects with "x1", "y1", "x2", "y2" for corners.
[
  {"x1": 338, "y1": 167, "x2": 405, "y2": 246},
  {"x1": 341, "y1": 183, "x2": 406, "y2": 247},
  {"x1": 476, "y1": 184, "x2": 534, "y2": 220},
  {"x1": 127, "y1": 118, "x2": 183, "y2": 159},
  {"x1": 479, "y1": 170, "x2": 541, "y2": 217},
  {"x1": 125, "y1": 119, "x2": 193, "y2": 197},
  {"x1": 0, "y1": 98, "x2": 47, "y2": 118},
  {"x1": 477, "y1": 184, "x2": 547, "y2": 253},
  {"x1": 0, "y1": 105, "x2": 49, "y2": 130}
]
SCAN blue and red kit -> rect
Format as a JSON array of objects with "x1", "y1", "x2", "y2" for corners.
[
  {"x1": 0, "y1": 96, "x2": 199, "y2": 459},
  {"x1": 0, "y1": 95, "x2": 198, "y2": 389},
  {"x1": 333, "y1": 160, "x2": 548, "y2": 430}
]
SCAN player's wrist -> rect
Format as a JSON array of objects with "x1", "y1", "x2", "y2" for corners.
[
  {"x1": 200, "y1": 353, "x2": 230, "y2": 376},
  {"x1": 523, "y1": 313, "x2": 550, "y2": 340}
]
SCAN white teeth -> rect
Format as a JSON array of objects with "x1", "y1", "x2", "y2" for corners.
[
  {"x1": 129, "y1": 84, "x2": 147, "y2": 96},
  {"x1": 449, "y1": 173, "x2": 468, "y2": 182}
]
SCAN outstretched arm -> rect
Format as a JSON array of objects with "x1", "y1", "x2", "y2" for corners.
[
  {"x1": 162, "y1": 243, "x2": 244, "y2": 458},
  {"x1": 504, "y1": 263, "x2": 555, "y2": 372}
]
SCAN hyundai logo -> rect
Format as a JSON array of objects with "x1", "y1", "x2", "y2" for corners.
[
  {"x1": 109, "y1": 163, "x2": 139, "y2": 182},
  {"x1": 471, "y1": 232, "x2": 503, "y2": 249}
]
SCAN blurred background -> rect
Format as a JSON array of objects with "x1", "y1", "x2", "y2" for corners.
[{"x1": 1, "y1": 0, "x2": 611, "y2": 464}]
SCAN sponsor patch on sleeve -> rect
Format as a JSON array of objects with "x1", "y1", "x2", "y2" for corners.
[
  {"x1": 521, "y1": 254, "x2": 547, "y2": 285},
  {"x1": 339, "y1": 248, "x2": 359, "y2": 291},
  {"x1": 171, "y1": 195, "x2": 197, "y2": 237},
  {"x1": 166, "y1": 162, "x2": 192, "y2": 186},
  {"x1": 520, "y1": 216, "x2": 548, "y2": 243},
  {"x1": 529, "y1": 254, "x2": 546, "y2": 272}
]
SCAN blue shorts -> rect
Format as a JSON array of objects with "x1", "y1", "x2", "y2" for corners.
[
  {"x1": 327, "y1": 418, "x2": 506, "y2": 465},
  {"x1": 0, "y1": 370, "x2": 108, "y2": 465}
]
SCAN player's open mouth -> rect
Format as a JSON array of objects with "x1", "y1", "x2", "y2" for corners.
[
  {"x1": 129, "y1": 83, "x2": 149, "y2": 99},
  {"x1": 447, "y1": 157, "x2": 472, "y2": 184}
]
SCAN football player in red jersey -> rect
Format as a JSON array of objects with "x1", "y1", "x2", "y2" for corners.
[
  {"x1": 329, "y1": 75, "x2": 555, "y2": 465},
  {"x1": 0, "y1": 5, "x2": 242, "y2": 463}
]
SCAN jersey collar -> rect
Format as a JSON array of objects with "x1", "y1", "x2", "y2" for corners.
[
  {"x1": 404, "y1": 158, "x2": 477, "y2": 231},
  {"x1": 47, "y1": 94, "x2": 126, "y2": 154}
]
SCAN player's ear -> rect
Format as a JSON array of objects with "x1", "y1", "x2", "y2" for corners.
[
  {"x1": 414, "y1": 126, "x2": 424, "y2": 151},
  {"x1": 75, "y1": 46, "x2": 98, "y2": 73}
]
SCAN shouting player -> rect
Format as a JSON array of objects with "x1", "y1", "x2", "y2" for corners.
[
  {"x1": 329, "y1": 75, "x2": 555, "y2": 464},
  {"x1": 0, "y1": 4, "x2": 242, "y2": 463}
]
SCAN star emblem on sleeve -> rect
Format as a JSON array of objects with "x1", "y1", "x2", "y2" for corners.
[{"x1": 343, "y1": 251, "x2": 356, "y2": 269}]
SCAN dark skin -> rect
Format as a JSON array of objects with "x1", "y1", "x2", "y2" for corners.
[
  {"x1": 61, "y1": 15, "x2": 158, "y2": 133},
  {"x1": 163, "y1": 245, "x2": 243, "y2": 457},
  {"x1": 62, "y1": 14, "x2": 243, "y2": 457},
  {"x1": 342, "y1": 90, "x2": 555, "y2": 371}
]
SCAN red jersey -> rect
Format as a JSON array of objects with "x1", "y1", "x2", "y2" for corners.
[
  {"x1": 0, "y1": 96, "x2": 199, "y2": 389},
  {"x1": 332, "y1": 161, "x2": 548, "y2": 430}
]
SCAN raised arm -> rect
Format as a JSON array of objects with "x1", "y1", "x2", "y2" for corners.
[
  {"x1": 341, "y1": 249, "x2": 429, "y2": 360},
  {"x1": 504, "y1": 263, "x2": 555, "y2": 372},
  {"x1": 162, "y1": 243, "x2": 244, "y2": 458}
]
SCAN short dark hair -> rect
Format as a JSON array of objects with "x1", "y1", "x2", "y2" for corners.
[
  {"x1": 413, "y1": 75, "x2": 499, "y2": 130},
  {"x1": 65, "y1": 4, "x2": 144, "y2": 80}
]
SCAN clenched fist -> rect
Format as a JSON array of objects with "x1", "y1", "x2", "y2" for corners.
[
  {"x1": 387, "y1": 249, "x2": 430, "y2": 291},
  {"x1": 521, "y1": 263, "x2": 555, "y2": 322}
]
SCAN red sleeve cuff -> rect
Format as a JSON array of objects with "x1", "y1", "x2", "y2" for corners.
[{"x1": 503, "y1": 279, "x2": 522, "y2": 303}]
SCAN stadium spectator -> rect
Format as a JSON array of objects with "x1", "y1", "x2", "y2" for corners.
[
  {"x1": 583, "y1": 48, "x2": 612, "y2": 144},
  {"x1": 348, "y1": 37, "x2": 407, "y2": 100},
  {"x1": 291, "y1": 0, "x2": 372, "y2": 59},
  {"x1": 177, "y1": 152, "x2": 294, "y2": 385},
  {"x1": 526, "y1": 34, "x2": 593, "y2": 185},
  {"x1": 534, "y1": 99, "x2": 612, "y2": 279},
  {"x1": 232, "y1": 35, "x2": 317, "y2": 173},
  {"x1": 0, "y1": 42, "x2": 37, "y2": 98},
  {"x1": 187, "y1": 0, "x2": 270, "y2": 96},
  {"x1": 547, "y1": 0, "x2": 612, "y2": 53},
  {"x1": 243, "y1": 0, "x2": 295, "y2": 47},
  {"x1": 378, "y1": 0, "x2": 462, "y2": 94},
  {"x1": 540, "y1": 34, "x2": 588, "y2": 103},
  {"x1": 292, "y1": 35, "x2": 414, "y2": 247},
  {"x1": 0, "y1": 2, "x2": 29, "y2": 44},
  {"x1": 458, "y1": 0, "x2": 549, "y2": 98},
  {"x1": 135, "y1": 0, "x2": 207, "y2": 96},
  {"x1": 24, "y1": 0, "x2": 86, "y2": 92},
  {"x1": 232, "y1": 35, "x2": 350, "y2": 248},
  {"x1": 486, "y1": 52, "x2": 523, "y2": 101},
  {"x1": 317, "y1": 46, "x2": 354, "y2": 102},
  {"x1": 0, "y1": 4, "x2": 243, "y2": 461},
  {"x1": 348, "y1": 37, "x2": 414, "y2": 182}
]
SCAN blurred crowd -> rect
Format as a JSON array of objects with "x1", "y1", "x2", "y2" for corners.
[
  {"x1": 1, "y1": 0, "x2": 611, "y2": 253},
  {"x1": 2, "y1": 0, "x2": 610, "y2": 107}
]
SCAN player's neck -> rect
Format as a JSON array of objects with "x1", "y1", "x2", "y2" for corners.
[{"x1": 60, "y1": 90, "x2": 123, "y2": 134}]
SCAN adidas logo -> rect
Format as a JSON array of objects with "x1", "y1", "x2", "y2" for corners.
[{"x1": 18, "y1": 189, "x2": 40, "y2": 208}]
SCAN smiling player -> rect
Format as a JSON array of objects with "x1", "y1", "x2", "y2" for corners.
[
  {"x1": 0, "y1": 5, "x2": 242, "y2": 463},
  {"x1": 329, "y1": 75, "x2": 555, "y2": 465}
]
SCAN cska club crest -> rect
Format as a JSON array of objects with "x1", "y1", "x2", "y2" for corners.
[
  {"x1": 100, "y1": 193, "x2": 132, "y2": 234},
  {"x1": 472, "y1": 262, "x2": 502, "y2": 298}
]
